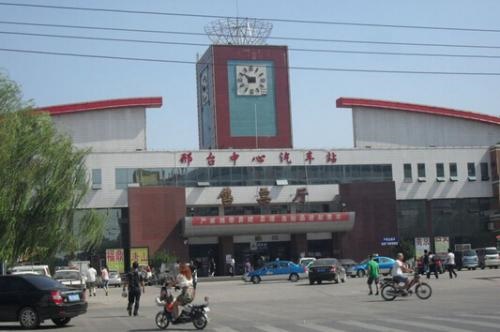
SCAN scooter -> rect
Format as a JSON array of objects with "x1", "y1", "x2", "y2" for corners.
[
  {"x1": 155, "y1": 285, "x2": 210, "y2": 330},
  {"x1": 380, "y1": 272, "x2": 432, "y2": 301}
]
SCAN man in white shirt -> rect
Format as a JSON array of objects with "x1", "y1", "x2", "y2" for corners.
[
  {"x1": 391, "y1": 253, "x2": 412, "y2": 289},
  {"x1": 446, "y1": 248, "x2": 458, "y2": 279},
  {"x1": 86, "y1": 264, "x2": 97, "y2": 297}
]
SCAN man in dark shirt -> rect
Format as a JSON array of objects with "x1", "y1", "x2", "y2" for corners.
[{"x1": 123, "y1": 261, "x2": 145, "y2": 316}]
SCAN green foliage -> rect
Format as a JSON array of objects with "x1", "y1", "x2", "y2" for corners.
[
  {"x1": 150, "y1": 250, "x2": 177, "y2": 270},
  {"x1": 393, "y1": 239, "x2": 416, "y2": 260},
  {"x1": 0, "y1": 73, "x2": 104, "y2": 264}
]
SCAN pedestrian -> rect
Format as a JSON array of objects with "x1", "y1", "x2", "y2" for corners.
[
  {"x1": 366, "y1": 254, "x2": 380, "y2": 295},
  {"x1": 86, "y1": 264, "x2": 97, "y2": 297},
  {"x1": 123, "y1": 261, "x2": 145, "y2": 316},
  {"x1": 422, "y1": 249, "x2": 430, "y2": 276},
  {"x1": 244, "y1": 259, "x2": 253, "y2": 274},
  {"x1": 229, "y1": 257, "x2": 235, "y2": 277},
  {"x1": 446, "y1": 248, "x2": 458, "y2": 279},
  {"x1": 208, "y1": 258, "x2": 216, "y2": 277},
  {"x1": 101, "y1": 265, "x2": 109, "y2": 296},
  {"x1": 427, "y1": 252, "x2": 439, "y2": 279}
]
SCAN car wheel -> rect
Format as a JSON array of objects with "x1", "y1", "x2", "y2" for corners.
[
  {"x1": 19, "y1": 307, "x2": 40, "y2": 329},
  {"x1": 317, "y1": 280, "x2": 322, "y2": 284},
  {"x1": 357, "y1": 270, "x2": 365, "y2": 278},
  {"x1": 289, "y1": 273, "x2": 299, "y2": 282},
  {"x1": 251, "y1": 276, "x2": 261, "y2": 284},
  {"x1": 52, "y1": 318, "x2": 71, "y2": 326},
  {"x1": 472, "y1": 267, "x2": 476, "y2": 270},
  {"x1": 309, "y1": 279, "x2": 314, "y2": 285},
  {"x1": 341, "y1": 276, "x2": 346, "y2": 283}
]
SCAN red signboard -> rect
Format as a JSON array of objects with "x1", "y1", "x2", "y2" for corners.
[{"x1": 191, "y1": 212, "x2": 350, "y2": 226}]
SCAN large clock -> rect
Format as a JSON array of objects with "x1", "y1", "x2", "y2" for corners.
[
  {"x1": 200, "y1": 69, "x2": 209, "y2": 104},
  {"x1": 236, "y1": 64, "x2": 267, "y2": 96}
]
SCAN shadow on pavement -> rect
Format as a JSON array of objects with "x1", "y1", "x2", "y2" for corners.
[{"x1": 0, "y1": 324, "x2": 60, "y2": 330}]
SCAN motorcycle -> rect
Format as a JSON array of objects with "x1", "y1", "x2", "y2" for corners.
[
  {"x1": 380, "y1": 272, "x2": 432, "y2": 301},
  {"x1": 155, "y1": 285, "x2": 210, "y2": 330}
]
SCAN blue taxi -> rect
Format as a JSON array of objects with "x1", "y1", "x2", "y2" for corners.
[
  {"x1": 245, "y1": 260, "x2": 305, "y2": 284},
  {"x1": 353, "y1": 256, "x2": 395, "y2": 277}
]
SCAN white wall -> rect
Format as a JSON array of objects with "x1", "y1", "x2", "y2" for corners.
[
  {"x1": 353, "y1": 108, "x2": 500, "y2": 148},
  {"x1": 52, "y1": 107, "x2": 147, "y2": 152},
  {"x1": 81, "y1": 147, "x2": 492, "y2": 209}
]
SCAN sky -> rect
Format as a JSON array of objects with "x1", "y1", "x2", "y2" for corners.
[{"x1": 1, "y1": 0, "x2": 500, "y2": 151}]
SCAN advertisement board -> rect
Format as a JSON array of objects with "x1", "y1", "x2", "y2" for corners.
[
  {"x1": 415, "y1": 237, "x2": 430, "y2": 258},
  {"x1": 130, "y1": 247, "x2": 149, "y2": 267},
  {"x1": 105, "y1": 249, "x2": 125, "y2": 273},
  {"x1": 434, "y1": 236, "x2": 450, "y2": 254}
]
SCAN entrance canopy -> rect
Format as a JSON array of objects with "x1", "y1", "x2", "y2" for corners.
[{"x1": 183, "y1": 212, "x2": 355, "y2": 237}]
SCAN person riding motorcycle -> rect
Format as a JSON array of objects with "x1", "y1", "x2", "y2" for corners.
[
  {"x1": 392, "y1": 253, "x2": 413, "y2": 291},
  {"x1": 167, "y1": 262, "x2": 195, "y2": 321}
]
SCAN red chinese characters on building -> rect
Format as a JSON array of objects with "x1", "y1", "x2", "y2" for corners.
[
  {"x1": 279, "y1": 152, "x2": 292, "y2": 164},
  {"x1": 305, "y1": 150, "x2": 314, "y2": 164},
  {"x1": 179, "y1": 152, "x2": 193, "y2": 166},
  {"x1": 206, "y1": 152, "x2": 216, "y2": 166},
  {"x1": 252, "y1": 155, "x2": 266, "y2": 163},
  {"x1": 229, "y1": 152, "x2": 240, "y2": 166},
  {"x1": 326, "y1": 151, "x2": 337, "y2": 163}
]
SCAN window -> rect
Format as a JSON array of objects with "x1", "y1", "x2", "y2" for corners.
[
  {"x1": 436, "y1": 163, "x2": 445, "y2": 181},
  {"x1": 403, "y1": 164, "x2": 412, "y2": 182},
  {"x1": 449, "y1": 163, "x2": 458, "y2": 181},
  {"x1": 417, "y1": 163, "x2": 426, "y2": 181},
  {"x1": 467, "y1": 163, "x2": 476, "y2": 181},
  {"x1": 480, "y1": 162, "x2": 489, "y2": 181},
  {"x1": 92, "y1": 169, "x2": 102, "y2": 189}
]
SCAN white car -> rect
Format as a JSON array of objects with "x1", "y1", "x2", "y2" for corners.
[
  {"x1": 10, "y1": 265, "x2": 51, "y2": 277},
  {"x1": 53, "y1": 269, "x2": 86, "y2": 290}
]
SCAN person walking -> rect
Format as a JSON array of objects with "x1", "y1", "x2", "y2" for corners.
[
  {"x1": 208, "y1": 258, "x2": 216, "y2": 277},
  {"x1": 123, "y1": 261, "x2": 145, "y2": 316},
  {"x1": 446, "y1": 248, "x2": 458, "y2": 279},
  {"x1": 366, "y1": 255, "x2": 380, "y2": 295},
  {"x1": 427, "y1": 252, "x2": 439, "y2": 279},
  {"x1": 86, "y1": 264, "x2": 97, "y2": 297},
  {"x1": 422, "y1": 250, "x2": 430, "y2": 275},
  {"x1": 101, "y1": 265, "x2": 110, "y2": 296}
]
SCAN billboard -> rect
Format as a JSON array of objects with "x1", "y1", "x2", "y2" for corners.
[
  {"x1": 105, "y1": 249, "x2": 125, "y2": 273},
  {"x1": 434, "y1": 236, "x2": 450, "y2": 254},
  {"x1": 415, "y1": 237, "x2": 430, "y2": 258},
  {"x1": 130, "y1": 247, "x2": 149, "y2": 267}
]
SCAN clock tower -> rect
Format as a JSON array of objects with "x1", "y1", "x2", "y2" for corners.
[{"x1": 196, "y1": 21, "x2": 292, "y2": 150}]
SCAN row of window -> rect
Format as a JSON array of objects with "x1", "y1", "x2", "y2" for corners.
[
  {"x1": 403, "y1": 162, "x2": 489, "y2": 182},
  {"x1": 112, "y1": 164, "x2": 393, "y2": 189}
]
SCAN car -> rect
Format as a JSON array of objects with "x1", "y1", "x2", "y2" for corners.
[
  {"x1": 352, "y1": 256, "x2": 396, "y2": 277},
  {"x1": 308, "y1": 258, "x2": 347, "y2": 285},
  {"x1": 108, "y1": 270, "x2": 122, "y2": 287},
  {"x1": 0, "y1": 274, "x2": 87, "y2": 328},
  {"x1": 458, "y1": 250, "x2": 479, "y2": 270},
  {"x1": 298, "y1": 257, "x2": 316, "y2": 267},
  {"x1": 476, "y1": 247, "x2": 500, "y2": 269},
  {"x1": 9, "y1": 265, "x2": 51, "y2": 277},
  {"x1": 338, "y1": 259, "x2": 358, "y2": 278},
  {"x1": 245, "y1": 260, "x2": 305, "y2": 284},
  {"x1": 53, "y1": 269, "x2": 85, "y2": 290}
]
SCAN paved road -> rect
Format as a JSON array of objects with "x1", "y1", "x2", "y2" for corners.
[{"x1": 0, "y1": 268, "x2": 499, "y2": 331}]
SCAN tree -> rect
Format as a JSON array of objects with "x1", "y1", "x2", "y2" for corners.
[{"x1": 0, "y1": 73, "x2": 104, "y2": 264}]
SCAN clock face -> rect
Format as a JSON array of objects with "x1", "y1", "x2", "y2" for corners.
[
  {"x1": 236, "y1": 64, "x2": 267, "y2": 96},
  {"x1": 200, "y1": 69, "x2": 209, "y2": 104}
]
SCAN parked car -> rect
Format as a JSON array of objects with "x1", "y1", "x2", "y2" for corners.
[
  {"x1": 353, "y1": 256, "x2": 395, "y2": 277},
  {"x1": 458, "y1": 250, "x2": 479, "y2": 270},
  {"x1": 53, "y1": 269, "x2": 85, "y2": 290},
  {"x1": 245, "y1": 260, "x2": 305, "y2": 284},
  {"x1": 108, "y1": 270, "x2": 122, "y2": 287},
  {"x1": 0, "y1": 274, "x2": 87, "y2": 328},
  {"x1": 9, "y1": 265, "x2": 51, "y2": 277},
  {"x1": 476, "y1": 247, "x2": 500, "y2": 269},
  {"x1": 308, "y1": 258, "x2": 347, "y2": 285},
  {"x1": 338, "y1": 259, "x2": 358, "y2": 278}
]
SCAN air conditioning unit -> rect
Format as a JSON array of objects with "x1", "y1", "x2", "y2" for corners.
[
  {"x1": 128, "y1": 183, "x2": 140, "y2": 188},
  {"x1": 417, "y1": 177, "x2": 426, "y2": 182},
  {"x1": 91, "y1": 184, "x2": 102, "y2": 190},
  {"x1": 276, "y1": 179, "x2": 288, "y2": 186},
  {"x1": 197, "y1": 181, "x2": 210, "y2": 187}
]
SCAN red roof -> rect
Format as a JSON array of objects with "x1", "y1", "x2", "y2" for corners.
[
  {"x1": 37, "y1": 97, "x2": 163, "y2": 115},
  {"x1": 336, "y1": 97, "x2": 500, "y2": 126}
]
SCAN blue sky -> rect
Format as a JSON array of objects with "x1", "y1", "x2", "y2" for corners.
[{"x1": 1, "y1": 0, "x2": 499, "y2": 150}]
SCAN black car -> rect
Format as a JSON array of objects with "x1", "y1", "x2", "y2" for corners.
[
  {"x1": 0, "y1": 274, "x2": 87, "y2": 328},
  {"x1": 308, "y1": 258, "x2": 347, "y2": 285}
]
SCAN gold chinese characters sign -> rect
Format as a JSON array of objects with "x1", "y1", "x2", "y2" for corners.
[
  {"x1": 217, "y1": 187, "x2": 234, "y2": 207},
  {"x1": 257, "y1": 187, "x2": 271, "y2": 206}
]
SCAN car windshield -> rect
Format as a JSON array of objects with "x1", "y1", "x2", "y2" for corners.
[
  {"x1": 313, "y1": 259, "x2": 337, "y2": 266},
  {"x1": 485, "y1": 249, "x2": 498, "y2": 255},
  {"x1": 54, "y1": 271, "x2": 80, "y2": 280},
  {"x1": 24, "y1": 276, "x2": 64, "y2": 290},
  {"x1": 464, "y1": 250, "x2": 476, "y2": 256},
  {"x1": 359, "y1": 259, "x2": 368, "y2": 265}
]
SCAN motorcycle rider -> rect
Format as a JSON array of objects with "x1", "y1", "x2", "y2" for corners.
[
  {"x1": 169, "y1": 262, "x2": 195, "y2": 321},
  {"x1": 392, "y1": 253, "x2": 413, "y2": 291}
]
